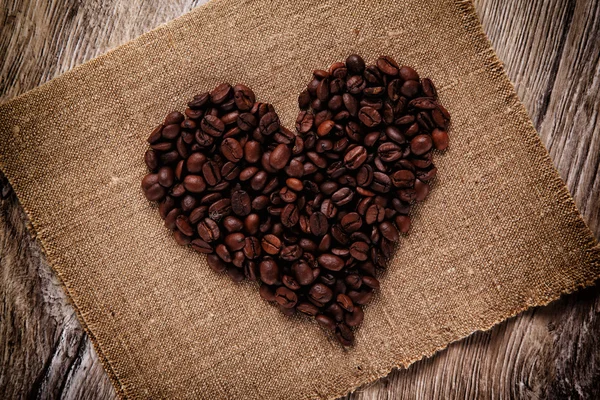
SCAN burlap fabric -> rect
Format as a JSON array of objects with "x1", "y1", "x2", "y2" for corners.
[{"x1": 0, "y1": 0, "x2": 598, "y2": 398}]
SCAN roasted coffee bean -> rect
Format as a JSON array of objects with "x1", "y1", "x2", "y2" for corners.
[
  {"x1": 197, "y1": 218, "x2": 221, "y2": 242},
  {"x1": 270, "y1": 143, "x2": 291, "y2": 170},
  {"x1": 391, "y1": 170, "x2": 415, "y2": 188},
  {"x1": 309, "y1": 211, "x2": 329, "y2": 236},
  {"x1": 275, "y1": 286, "x2": 298, "y2": 308},
  {"x1": 343, "y1": 145, "x2": 368, "y2": 169},
  {"x1": 309, "y1": 283, "x2": 333, "y2": 303},
  {"x1": 297, "y1": 302, "x2": 319, "y2": 316},
  {"x1": 207, "y1": 254, "x2": 227, "y2": 273},
  {"x1": 191, "y1": 239, "x2": 213, "y2": 254},
  {"x1": 337, "y1": 293, "x2": 354, "y2": 312},
  {"x1": 243, "y1": 140, "x2": 261, "y2": 163},
  {"x1": 335, "y1": 323, "x2": 354, "y2": 346},
  {"x1": 341, "y1": 212, "x2": 362, "y2": 232},
  {"x1": 210, "y1": 83, "x2": 232, "y2": 104},
  {"x1": 281, "y1": 203, "x2": 299, "y2": 227},
  {"x1": 318, "y1": 254, "x2": 344, "y2": 271},
  {"x1": 201, "y1": 115, "x2": 225, "y2": 137},
  {"x1": 221, "y1": 138, "x2": 243, "y2": 162},
  {"x1": 183, "y1": 175, "x2": 206, "y2": 193},
  {"x1": 358, "y1": 107, "x2": 381, "y2": 127},
  {"x1": 202, "y1": 161, "x2": 221, "y2": 186},
  {"x1": 346, "y1": 54, "x2": 365, "y2": 74},
  {"x1": 379, "y1": 221, "x2": 399, "y2": 242},
  {"x1": 401, "y1": 80, "x2": 420, "y2": 98},
  {"x1": 316, "y1": 314, "x2": 336, "y2": 331},
  {"x1": 376, "y1": 55, "x2": 399, "y2": 76},
  {"x1": 410, "y1": 134, "x2": 433, "y2": 155},
  {"x1": 224, "y1": 233, "x2": 246, "y2": 252},
  {"x1": 371, "y1": 172, "x2": 391, "y2": 193},
  {"x1": 262, "y1": 234, "x2": 282, "y2": 255},
  {"x1": 431, "y1": 128, "x2": 449, "y2": 150},
  {"x1": 414, "y1": 179, "x2": 430, "y2": 201},
  {"x1": 260, "y1": 258, "x2": 279, "y2": 285},
  {"x1": 209, "y1": 198, "x2": 231, "y2": 218},
  {"x1": 223, "y1": 215, "x2": 244, "y2": 232},
  {"x1": 231, "y1": 189, "x2": 251, "y2": 216},
  {"x1": 293, "y1": 260, "x2": 315, "y2": 286},
  {"x1": 260, "y1": 112, "x2": 280, "y2": 136},
  {"x1": 345, "y1": 306, "x2": 364, "y2": 327},
  {"x1": 365, "y1": 204, "x2": 385, "y2": 224},
  {"x1": 378, "y1": 142, "x2": 403, "y2": 162},
  {"x1": 233, "y1": 84, "x2": 255, "y2": 110}
]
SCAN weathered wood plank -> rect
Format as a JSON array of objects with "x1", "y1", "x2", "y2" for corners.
[{"x1": 0, "y1": 0, "x2": 598, "y2": 398}]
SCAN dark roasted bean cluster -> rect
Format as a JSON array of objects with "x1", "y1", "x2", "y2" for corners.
[
  {"x1": 142, "y1": 83, "x2": 298, "y2": 283},
  {"x1": 142, "y1": 55, "x2": 450, "y2": 346}
]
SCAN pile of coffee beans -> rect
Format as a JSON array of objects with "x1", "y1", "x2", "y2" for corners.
[
  {"x1": 142, "y1": 83, "x2": 299, "y2": 282},
  {"x1": 142, "y1": 55, "x2": 450, "y2": 346}
]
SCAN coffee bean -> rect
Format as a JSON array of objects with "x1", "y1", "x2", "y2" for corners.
[
  {"x1": 316, "y1": 314, "x2": 336, "y2": 331},
  {"x1": 309, "y1": 283, "x2": 333, "y2": 303},
  {"x1": 378, "y1": 142, "x2": 403, "y2": 162},
  {"x1": 345, "y1": 54, "x2": 365, "y2": 74},
  {"x1": 338, "y1": 212, "x2": 361, "y2": 233},
  {"x1": 191, "y1": 239, "x2": 213, "y2": 254},
  {"x1": 164, "y1": 111, "x2": 185, "y2": 125},
  {"x1": 335, "y1": 323, "x2": 354, "y2": 346},
  {"x1": 201, "y1": 115, "x2": 225, "y2": 137},
  {"x1": 260, "y1": 112, "x2": 280, "y2": 136},
  {"x1": 183, "y1": 175, "x2": 207, "y2": 193},
  {"x1": 345, "y1": 306, "x2": 364, "y2": 327},
  {"x1": 376, "y1": 55, "x2": 399, "y2": 76},
  {"x1": 206, "y1": 254, "x2": 227, "y2": 273},
  {"x1": 297, "y1": 302, "x2": 319, "y2": 316},
  {"x1": 346, "y1": 75, "x2": 365, "y2": 94},
  {"x1": 221, "y1": 138, "x2": 243, "y2": 162},
  {"x1": 262, "y1": 234, "x2": 282, "y2": 255},
  {"x1": 231, "y1": 189, "x2": 251, "y2": 216},
  {"x1": 414, "y1": 179, "x2": 430, "y2": 201},
  {"x1": 318, "y1": 254, "x2": 344, "y2": 271},
  {"x1": 358, "y1": 107, "x2": 381, "y2": 127},
  {"x1": 431, "y1": 128, "x2": 449, "y2": 150},
  {"x1": 371, "y1": 172, "x2": 391, "y2": 193},
  {"x1": 401, "y1": 80, "x2": 420, "y2": 98},
  {"x1": 309, "y1": 212, "x2": 329, "y2": 236},
  {"x1": 281, "y1": 203, "x2": 299, "y2": 227},
  {"x1": 391, "y1": 170, "x2": 415, "y2": 188},
  {"x1": 379, "y1": 221, "x2": 399, "y2": 242},
  {"x1": 270, "y1": 143, "x2": 291, "y2": 170},
  {"x1": 224, "y1": 232, "x2": 246, "y2": 251},
  {"x1": 410, "y1": 134, "x2": 433, "y2": 155},
  {"x1": 337, "y1": 293, "x2": 354, "y2": 312},
  {"x1": 197, "y1": 218, "x2": 221, "y2": 242},
  {"x1": 275, "y1": 286, "x2": 298, "y2": 308},
  {"x1": 210, "y1": 83, "x2": 232, "y2": 104},
  {"x1": 233, "y1": 84, "x2": 255, "y2": 111},
  {"x1": 343, "y1": 145, "x2": 368, "y2": 170},
  {"x1": 202, "y1": 161, "x2": 221, "y2": 186},
  {"x1": 399, "y1": 66, "x2": 419, "y2": 81},
  {"x1": 260, "y1": 258, "x2": 279, "y2": 285}
]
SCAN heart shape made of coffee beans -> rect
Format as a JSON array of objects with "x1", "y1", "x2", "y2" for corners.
[{"x1": 141, "y1": 54, "x2": 450, "y2": 346}]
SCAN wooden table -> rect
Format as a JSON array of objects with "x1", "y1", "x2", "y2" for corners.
[{"x1": 1, "y1": 0, "x2": 598, "y2": 398}]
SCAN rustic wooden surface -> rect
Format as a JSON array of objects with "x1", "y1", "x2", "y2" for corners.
[{"x1": 1, "y1": 0, "x2": 599, "y2": 398}]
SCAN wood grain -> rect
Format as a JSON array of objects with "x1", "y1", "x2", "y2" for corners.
[{"x1": 1, "y1": 0, "x2": 598, "y2": 398}]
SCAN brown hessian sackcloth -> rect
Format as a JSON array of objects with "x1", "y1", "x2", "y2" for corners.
[{"x1": 0, "y1": 0, "x2": 598, "y2": 398}]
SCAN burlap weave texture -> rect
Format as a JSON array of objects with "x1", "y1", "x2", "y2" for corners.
[{"x1": 0, "y1": 0, "x2": 598, "y2": 398}]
